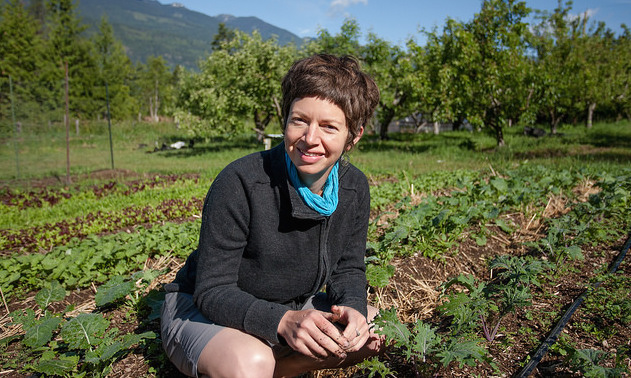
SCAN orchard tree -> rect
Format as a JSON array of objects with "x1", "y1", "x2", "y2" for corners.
[
  {"x1": 413, "y1": 19, "x2": 479, "y2": 135},
  {"x1": 611, "y1": 26, "x2": 631, "y2": 120},
  {"x1": 176, "y1": 30, "x2": 296, "y2": 139},
  {"x1": 465, "y1": 0, "x2": 532, "y2": 146},
  {"x1": 530, "y1": 1, "x2": 577, "y2": 133},
  {"x1": 305, "y1": 18, "x2": 362, "y2": 57},
  {"x1": 573, "y1": 20, "x2": 617, "y2": 128},
  {"x1": 362, "y1": 33, "x2": 414, "y2": 139}
]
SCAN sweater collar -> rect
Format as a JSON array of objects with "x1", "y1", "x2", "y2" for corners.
[{"x1": 269, "y1": 142, "x2": 349, "y2": 220}]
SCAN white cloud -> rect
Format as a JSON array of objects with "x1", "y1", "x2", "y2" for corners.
[
  {"x1": 569, "y1": 8, "x2": 599, "y2": 22},
  {"x1": 299, "y1": 28, "x2": 313, "y2": 36},
  {"x1": 329, "y1": 0, "x2": 368, "y2": 14}
]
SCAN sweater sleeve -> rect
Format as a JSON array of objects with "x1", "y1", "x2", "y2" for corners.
[
  {"x1": 326, "y1": 170, "x2": 370, "y2": 318},
  {"x1": 192, "y1": 163, "x2": 290, "y2": 344}
]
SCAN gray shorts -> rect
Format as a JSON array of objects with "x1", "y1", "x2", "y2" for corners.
[{"x1": 160, "y1": 292, "x2": 331, "y2": 377}]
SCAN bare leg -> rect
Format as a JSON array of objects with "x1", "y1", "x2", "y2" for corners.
[
  {"x1": 197, "y1": 327, "x2": 276, "y2": 378},
  {"x1": 197, "y1": 306, "x2": 384, "y2": 378}
]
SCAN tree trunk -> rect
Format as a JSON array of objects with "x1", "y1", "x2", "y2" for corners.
[
  {"x1": 586, "y1": 102, "x2": 596, "y2": 128},
  {"x1": 272, "y1": 96, "x2": 284, "y2": 129},
  {"x1": 495, "y1": 125, "x2": 505, "y2": 147},
  {"x1": 253, "y1": 110, "x2": 272, "y2": 142},
  {"x1": 549, "y1": 110, "x2": 562, "y2": 135},
  {"x1": 152, "y1": 80, "x2": 159, "y2": 122},
  {"x1": 433, "y1": 121, "x2": 440, "y2": 135},
  {"x1": 379, "y1": 107, "x2": 394, "y2": 140}
]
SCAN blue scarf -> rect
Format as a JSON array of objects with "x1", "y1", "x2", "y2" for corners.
[{"x1": 285, "y1": 152, "x2": 339, "y2": 216}]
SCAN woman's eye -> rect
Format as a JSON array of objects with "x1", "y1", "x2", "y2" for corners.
[{"x1": 291, "y1": 118, "x2": 306, "y2": 125}]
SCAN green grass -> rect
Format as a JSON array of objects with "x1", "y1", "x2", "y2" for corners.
[{"x1": 1, "y1": 119, "x2": 630, "y2": 186}]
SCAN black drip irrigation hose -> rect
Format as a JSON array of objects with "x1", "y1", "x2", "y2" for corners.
[{"x1": 514, "y1": 233, "x2": 631, "y2": 378}]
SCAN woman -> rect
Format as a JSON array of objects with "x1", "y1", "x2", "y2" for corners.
[{"x1": 161, "y1": 54, "x2": 381, "y2": 378}]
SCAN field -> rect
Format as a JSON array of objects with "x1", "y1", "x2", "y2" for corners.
[{"x1": 1, "y1": 120, "x2": 630, "y2": 377}]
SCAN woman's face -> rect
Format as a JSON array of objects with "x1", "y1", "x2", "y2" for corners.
[{"x1": 284, "y1": 97, "x2": 362, "y2": 193}]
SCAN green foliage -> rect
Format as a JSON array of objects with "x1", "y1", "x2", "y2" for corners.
[
  {"x1": 436, "y1": 339, "x2": 488, "y2": 368},
  {"x1": 365, "y1": 257, "x2": 395, "y2": 288},
  {"x1": 9, "y1": 273, "x2": 158, "y2": 376},
  {"x1": 357, "y1": 356, "x2": 394, "y2": 378},
  {"x1": 368, "y1": 165, "x2": 589, "y2": 265},
  {"x1": 61, "y1": 313, "x2": 110, "y2": 350},
  {"x1": 526, "y1": 168, "x2": 631, "y2": 269},
  {"x1": 0, "y1": 221, "x2": 199, "y2": 297},
  {"x1": 567, "y1": 348, "x2": 629, "y2": 378},
  {"x1": 584, "y1": 269, "x2": 631, "y2": 326},
  {"x1": 94, "y1": 275, "x2": 136, "y2": 307},
  {"x1": 439, "y1": 255, "x2": 547, "y2": 342},
  {"x1": 34, "y1": 280, "x2": 66, "y2": 311},
  {"x1": 175, "y1": 30, "x2": 296, "y2": 138},
  {"x1": 92, "y1": 16, "x2": 136, "y2": 119},
  {"x1": 33, "y1": 351, "x2": 79, "y2": 376},
  {"x1": 23, "y1": 315, "x2": 62, "y2": 349},
  {"x1": 0, "y1": 0, "x2": 43, "y2": 121},
  {"x1": 371, "y1": 307, "x2": 489, "y2": 376}
]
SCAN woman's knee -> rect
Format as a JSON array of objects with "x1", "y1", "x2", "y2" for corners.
[{"x1": 197, "y1": 329, "x2": 275, "y2": 377}]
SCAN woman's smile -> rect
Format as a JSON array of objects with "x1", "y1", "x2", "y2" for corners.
[{"x1": 284, "y1": 97, "x2": 350, "y2": 193}]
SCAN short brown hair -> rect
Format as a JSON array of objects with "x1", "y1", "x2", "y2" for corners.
[{"x1": 281, "y1": 54, "x2": 380, "y2": 149}]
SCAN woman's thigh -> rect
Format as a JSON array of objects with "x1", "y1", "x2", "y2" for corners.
[
  {"x1": 196, "y1": 327, "x2": 276, "y2": 377},
  {"x1": 161, "y1": 292, "x2": 275, "y2": 377},
  {"x1": 160, "y1": 292, "x2": 227, "y2": 377}
]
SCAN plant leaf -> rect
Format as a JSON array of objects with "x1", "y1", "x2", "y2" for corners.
[
  {"x1": 23, "y1": 315, "x2": 62, "y2": 348},
  {"x1": 34, "y1": 281, "x2": 66, "y2": 310},
  {"x1": 95, "y1": 275, "x2": 135, "y2": 307},
  {"x1": 366, "y1": 263, "x2": 395, "y2": 288},
  {"x1": 61, "y1": 313, "x2": 109, "y2": 350},
  {"x1": 34, "y1": 353, "x2": 79, "y2": 375}
]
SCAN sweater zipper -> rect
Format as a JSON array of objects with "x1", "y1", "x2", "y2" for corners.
[{"x1": 319, "y1": 217, "x2": 331, "y2": 290}]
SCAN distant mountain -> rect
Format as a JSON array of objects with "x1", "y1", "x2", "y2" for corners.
[{"x1": 76, "y1": 0, "x2": 305, "y2": 70}]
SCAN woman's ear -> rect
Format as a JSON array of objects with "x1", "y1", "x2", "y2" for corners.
[{"x1": 348, "y1": 126, "x2": 364, "y2": 150}]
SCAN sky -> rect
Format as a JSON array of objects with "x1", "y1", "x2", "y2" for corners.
[{"x1": 161, "y1": 0, "x2": 630, "y2": 46}]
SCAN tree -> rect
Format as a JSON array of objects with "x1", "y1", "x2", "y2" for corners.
[
  {"x1": 305, "y1": 18, "x2": 362, "y2": 57},
  {"x1": 413, "y1": 19, "x2": 478, "y2": 135},
  {"x1": 176, "y1": 30, "x2": 296, "y2": 139},
  {"x1": 92, "y1": 16, "x2": 136, "y2": 120},
  {"x1": 572, "y1": 20, "x2": 617, "y2": 128},
  {"x1": 211, "y1": 22, "x2": 236, "y2": 51},
  {"x1": 610, "y1": 26, "x2": 631, "y2": 120},
  {"x1": 0, "y1": 0, "x2": 43, "y2": 121},
  {"x1": 41, "y1": 0, "x2": 98, "y2": 119},
  {"x1": 529, "y1": 1, "x2": 576, "y2": 133},
  {"x1": 136, "y1": 56, "x2": 172, "y2": 122},
  {"x1": 362, "y1": 33, "x2": 414, "y2": 139},
  {"x1": 465, "y1": 0, "x2": 532, "y2": 146}
]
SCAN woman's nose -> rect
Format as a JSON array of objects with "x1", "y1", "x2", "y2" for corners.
[{"x1": 304, "y1": 123, "x2": 320, "y2": 145}]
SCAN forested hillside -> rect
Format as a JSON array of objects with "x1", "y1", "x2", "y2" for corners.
[{"x1": 61, "y1": 0, "x2": 304, "y2": 69}]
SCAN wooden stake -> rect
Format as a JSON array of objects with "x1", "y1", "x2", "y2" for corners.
[{"x1": 0, "y1": 286, "x2": 9, "y2": 315}]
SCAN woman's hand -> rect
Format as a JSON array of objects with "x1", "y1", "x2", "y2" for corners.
[
  {"x1": 277, "y1": 309, "x2": 351, "y2": 359},
  {"x1": 330, "y1": 305, "x2": 369, "y2": 353}
]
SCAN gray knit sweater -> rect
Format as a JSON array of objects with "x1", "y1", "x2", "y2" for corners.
[{"x1": 165, "y1": 142, "x2": 370, "y2": 344}]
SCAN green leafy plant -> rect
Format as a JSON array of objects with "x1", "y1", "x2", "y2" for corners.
[
  {"x1": 566, "y1": 348, "x2": 629, "y2": 378},
  {"x1": 439, "y1": 255, "x2": 546, "y2": 342},
  {"x1": 9, "y1": 274, "x2": 157, "y2": 377},
  {"x1": 369, "y1": 307, "x2": 490, "y2": 377}
]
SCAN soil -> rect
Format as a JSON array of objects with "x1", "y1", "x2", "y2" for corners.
[{"x1": 1, "y1": 170, "x2": 630, "y2": 377}]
